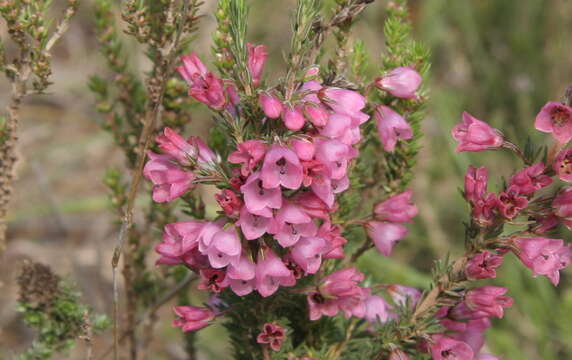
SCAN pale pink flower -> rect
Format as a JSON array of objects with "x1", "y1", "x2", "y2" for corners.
[
  {"x1": 206, "y1": 228, "x2": 241, "y2": 269},
  {"x1": 236, "y1": 206, "x2": 274, "y2": 240},
  {"x1": 304, "y1": 104, "x2": 329, "y2": 127},
  {"x1": 172, "y1": 306, "x2": 215, "y2": 332},
  {"x1": 240, "y1": 172, "x2": 282, "y2": 213},
  {"x1": 261, "y1": 145, "x2": 303, "y2": 189},
  {"x1": 317, "y1": 222, "x2": 347, "y2": 259},
  {"x1": 256, "y1": 323, "x2": 286, "y2": 352},
  {"x1": 365, "y1": 221, "x2": 408, "y2": 257},
  {"x1": 226, "y1": 255, "x2": 256, "y2": 296},
  {"x1": 462, "y1": 286, "x2": 513, "y2": 319},
  {"x1": 273, "y1": 200, "x2": 316, "y2": 247},
  {"x1": 508, "y1": 163, "x2": 552, "y2": 196},
  {"x1": 290, "y1": 236, "x2": 326, "y2": 274},
  {"x1": 315, "y1": 139, "x2": 356, "y2": 180},
  {"x1": 375, "y1": 105, "x2": 413, "y2": 152},
  {"x1": 228, "y1": 140, "x2": 267, "y2": 177},
  {"x1": 318, "y1": 87, "x2": 366, "y2": 116},
  {"x1": 374, "y1": 190, "x2": 418, "y2": 223},
  {"x1": 452, "y1": 112, "x2": 503, "y2": 152},
  {"x1": 535, "y1": 101, "x2": 572, "y2": 144},
  {"x1": 375, "y1": 66, "x2": 422, "y2": 99},
  {"x1": 255, "y1": 248, "x2": 295, "y2": 297},
  {"x1": 513, "y1": 237, "x2": 572, "y2": 285},
  {"x1": 144, "y1": 152, "x2": 194, "y2": 203},
  {"x1": 247, "y1": 43, "x2": 268, "y2": 87},
  {"x1": 259, "y1": 93, "x2": 283, "y2": 118},
  {"x1": 156, "y1": 128, "x2": 217, "y2": 166},
  {"x1": 177, "y1": 53, "x2": 208, "y2": 85},
  {"x1": 554, "y1": 147, "x2": 572, "y2": 182},
  {"x1": 155, "y1": 221, "x2": 204, "y2": 260},
  {"x1": 291, "y1": 138, "x2": 315, "y2": 161},
  {"x1": 465, "y1": 251, "x2": 503, "y2": 280},
  {"x1": 430, "y1": 336, "x2": 474, "y2": 360},
  {"x1": 364, "y1": 296, "x2": 389, "y2": 323},
  {"x1": 291, "y1": 191, "x2": 331, "y2": 220}
]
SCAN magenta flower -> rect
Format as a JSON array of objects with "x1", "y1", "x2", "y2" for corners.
[
  {"x1": 259, "y1": 93, "x2": 283, "y2": 119},
  {"x1": 256, "y1": 323, "x2": 286, "y2": 352},
  {"x1": 430, "y1": 336, "x2": 474, "y2": 360},
  {"x1": 261, "y1": 145, "x2": 303, "y2": 189},
  {"x1": 186, "y1": 70, "x2": 227, "y2": 110},
  {"x1": 255, "y1": 248, "x2": 295, "y2": 297},
  {"x1": 464, "y1": 165, "x2": 489, "y2": 204},
  {"x1": 206, "y1": 228, "x2": 241, "y2": 269},
  {"x1": 143, "y1": 152, "x2": 194, "y2": 203},
  {"x1": 215, "y1": 189, "x2": 242, "y2": 217},
  {"x1": 554, "y1": 147, "x2": 572, "y2": 182},
  {"x1": 375, "y1": 66, "x2": 422, "y2": 99},
  {"x1": 228, "y1": 140, "x2": 267, "y2": 177},
  {"x1": 373, "y1": 190, "x2": 418, "y2": 223},
  {"x1": 240, "y1": 172, "x2": 282, "y2": 214},
  {"x1": 290, "y1": 236, "x2": 326, "y2": 274},
  {"x1": 462, "y1": 286, "x2": 513, "y2": 319},
  {"x1": 172, "y1": 306, "x2": 215, "y2": 332},
  {"x1": 508, "y1": 163, "x2": 552, "y2": 196},
  {"x1": 535, "y1": 101, "x2": 572, "y2": 144},
  {"x1": 513, "y1": 237, "x2": 572, "y2": 285},
  {"x1": 364, "y1": 295, "x2": 389, "y2": 323},
  {"x1": 451, "y1": 112, "x2": 504, "y2": 152},
  {"x1": 247, "y1": 43, "x2": 268, "y2": 87},
  {"x1": 318, "y1": 87, "x2": 366, "y2": 116},
  {"x1": 465, "y1": 251, "x2": 503, "y2": 280},
  {"x1": 177, "y1": 53, "x2": 208, "y2": 85},
  {"x1": 307, "y1": 268, "x2": 369, "y2": 320},
  {"x1": 497, "y1": 186, "x2": 528, "y2": 219},
  {"x1": 156, "y1": 127, "x2": 194, "y2": 165},
  {"x1": 236, "y1": 206, "x2": 274, "y2": 240},
  {"x1": 553, "y1": 186, "x2": 572, "y2": 218},
  {"x1": 365, "y1": 221, "x2": 408, "y2": 257},
  {"x1": 374, "y1": 105, "x2": 413, "y2": 152},
  {"x1": 283, "y1": 106, "x2": 306, "y2": 130}
]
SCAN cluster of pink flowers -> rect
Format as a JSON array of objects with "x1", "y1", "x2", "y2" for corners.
[{"x1": 144, "y1": 45, "x2": 425, "y2": 335}]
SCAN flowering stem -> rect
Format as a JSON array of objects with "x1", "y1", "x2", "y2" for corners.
[{"x1": 502, "y1": 141, "x2": 528, "y2": 164}]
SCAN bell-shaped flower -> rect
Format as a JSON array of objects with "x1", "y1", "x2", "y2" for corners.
[
  {"x1": 155, "y1": 221, "x2": 204, "y2": 260},
  {"x1": 430, "y1": 336, "x2": 474, "y2": 360},
  {"x1": 373, "y1": 190, "x2": 418, "y2": 223},
  {"x1": 236, "y1": 206, "x2": 274, "y2": 240},
  {"x1": 290, "y1": 237, "x2": 326, "y2": 274},
  {"x1": 365, "y1": 221, "x2": 408, "y2": 257},
  {"x1": 291, "y1": 138, "x2": 315, "y2": 161},
  {"x1": 508, "y1": 163, "x2": 552, "y2": 196},
  {"x1": 375, "y1": 106, "x2": 413, "y2": 152},
  {"x1": 318, "y1": 87, "x2": 366, "y2": 117},
  {"x1": 554, "y1": 147, "x2": 572, "y2": 182},
  {"x1": 240, "y1": 172, "x2": 282, "y2": 214},
  {"x1": 464, "y1": 166, "x2": 489, "y2": 204},
  {"x1": 465, "y1": 251, "x2": 503, "y2": 280},
  {"x1": 206, "y1": 228, "x2": 241, "y2": 269},
  {"x1": 463, "y1": 286, "x2": 513, "y2": 319},
  {"x1": 452, "y1": 112, "x2": 504, "y2": 152},
  {"x1": 261, "y1": 145, "x2": 303, "y2": 189},
  {"x1": 272, "y1": 200, "x2": 316, "y2": 247},
  {"x1": 188, "y1": 72, "x2": 227, "y2": 110},
  {"x1": 513, "y1": 237, "x2": 572, "y2": 285},
  {"x1": 177, "y1": 53, "x2": 208, "y2": 86},
  {"x1": 259, "y1": 93, "x2": 283, "y2": 119},
  {"x1": 143, "y1": 152, "x2": 194, "y2": 203},
  {"x1": 255, "y1": 248, "x2": 295, "y2": 297},
  {"x1": 228, "y1": 140, "x2": 267, "y2": 177},
  {"x1": 535, "y1": 101, "x2": 572, "y2": 144},
  {"x1": 247, "y1": 43, "x2": 268, "y2": 88},
  {"x1": 304, "y1": 104, "x2": 329, "y2": 127},
  {"x1": 172, "y1": 305, "x2": 215, "y2": 332},
  {"x1": 283, "y1": 106, "x2": 306, "y2": 131},
  {"x1": 375, "y1": 66, "x2": 422, "y2": 99},
  {"x1": 226, "y1": 254, "x2": 256, "y2": 296}
]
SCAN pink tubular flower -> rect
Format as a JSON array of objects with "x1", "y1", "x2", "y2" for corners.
[
  {"x1": 373, "y1": 190, "x2": 418, "y2": 223},
  {"x1": 513, "y1": 237, "x2": 572, "y2": 285},
  {"x1": 177, "y1": 53, "x2": 208, "y2": 85},
  {"x1": 156, "y1": 128, "x2": 194, "y2": 165},
  {"x1": 465, "y1": 251, "x2": 503, "y2": 280},
  {"x1": 228, "y1": 140, "x2": 267, "y2": 177},
  {"x1": 554, "y1": 147, "x2": 572, "y2": 182},
  {"x1": 290, "y1": 236, "x2": 326, "y2": 274},
  {"x1": 236, "y1": 206, "x2": 274, "y2": 240},
  {"x1": 535, "y1": 101, "x2": 572, "y2": 144},
  {"x1": 375, "y1": 66, "x2": 422, "y2": 99},
  {"x1": 307, "y1": 268, "x2": 368, "y2": 320},
  {"x1": 364, "y1": 296, "x2": 389, "y2": 323},
  {"x1": 365, "y1": 221, "x2": 408, "y2": 257},
  {"x1": 452, "y1": 112, "x2": 504, "y2": 152},
  {"x1": 261, "y1": 145, "x2": 303, "y2": 189},
  {"x1": 172, "y1": 306, "x2": 215, "y2": 332},
  {"x1": 318, "y1": 87, "x2": 366, "y2": 116},
  {"x1": 430, "y1": 336, "x2": 474, "y2": 360},
  {"x1": 255, "y1": 248, "x2": 295, "y2": 297},
  {"x1": 247, "y1": 43, "x2": 268, "y2": 87},
  {"x1": 553, "y1": 186, "x2": 572, "y2": 218},
  {"x1": 240, "y1": 172, "x2": 282, "y2": 214},
  {"x1": 318, "y1": 222, "x2": 347, "y2": 259},
  {"x1": 226, "y1": 255, "x2": 256, "y2": 296},
  {"x1": 215, "y1": 189, "x2": 242, "y2": 217},
  {"x1": 259, "y1": 93, "x2": 283, "y2": 119},
  {"x1": 304, "y1": 104, "x2": 329, "y2": 127},
  {"x1": 464, "y1": 166, "x2": 489, "y2": 204},
  {"x1": 155, "y1": 221, "x2": 204, "y2": 260},
  {"x1": 206, "y1": 228, "x2": 241, "y2": 269},
  {"x1": 497, "y1": 186, "x2": 528, "y2": 219},
  {"x1": 283, "y1": 106, "x2": 306, "y2": 130},
  {"x1": 291, "y1": 138, "x2": 315, "y2": 161},
  {"x1": 462, "y1": 286, "x2": 513, "y2": 319},
  {"x1": 509, "y1": 163, "x2": 552, "y2": 196},
  {"x1": 256, "y1": 323, "x2": 286, "y2": 352},
  {"x1": 374, "y1": 105, "x2": 413, "y2": 152},
  {"x1": 273, "y1": 200, "x2": 316, "y2": 247},
  {"x1": 144, "y1": 152, "x2": 195, "y2": 203}
]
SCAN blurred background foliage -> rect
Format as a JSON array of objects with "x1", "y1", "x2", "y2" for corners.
[{"x1": 1, "y1": 0, "x2": 572, "y2": 359}]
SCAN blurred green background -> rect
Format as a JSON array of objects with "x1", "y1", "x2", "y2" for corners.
[{"x1": 1, "y1": 0, "x2": 572, "y2": 358}]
